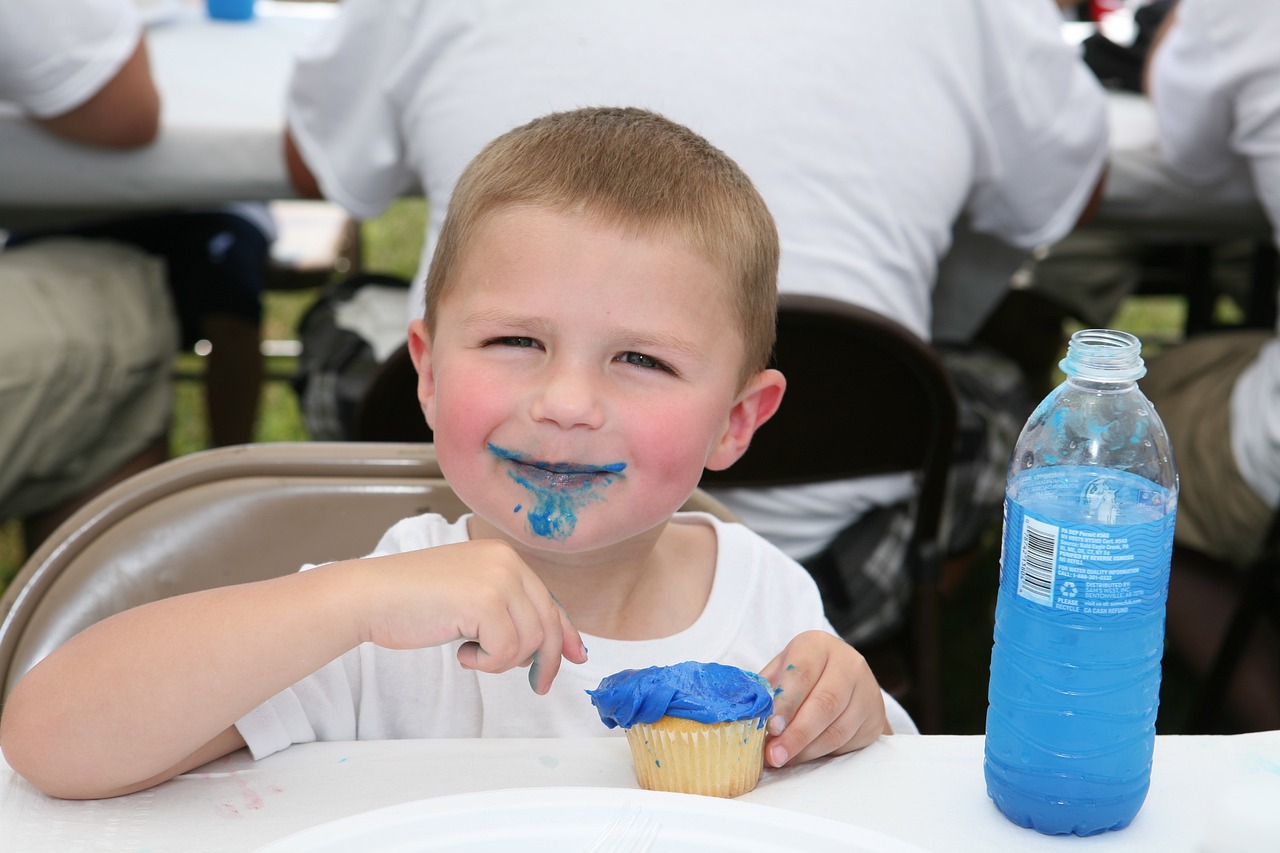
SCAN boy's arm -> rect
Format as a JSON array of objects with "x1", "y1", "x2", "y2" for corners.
[
  {"x1": 757, "y1": 631, "x2": 891, "y2": 768},
  {"x1": 0, "y1": 540, "x2": 584, "y2": 799}
]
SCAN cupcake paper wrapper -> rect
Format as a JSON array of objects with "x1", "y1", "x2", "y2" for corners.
[{"x1": 624, "y1": 716, "x2": 766, "y2": 798}]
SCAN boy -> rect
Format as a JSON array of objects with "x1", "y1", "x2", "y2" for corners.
[{"x1": 0, "y1": 107, "x2": 908, "y2": 800}]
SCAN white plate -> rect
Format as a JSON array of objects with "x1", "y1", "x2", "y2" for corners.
[{"x1": 256, "y1": 786, "x2": 928, "y2": 852}]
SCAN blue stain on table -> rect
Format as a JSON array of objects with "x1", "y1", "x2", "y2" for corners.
[{"x1": 488, "y1": 443, "x2": 626, "y2": 540}]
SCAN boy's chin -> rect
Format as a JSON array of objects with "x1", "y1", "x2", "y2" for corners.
[{"x1": 479, "y1": 510, "x2": 668, "y2": 556}]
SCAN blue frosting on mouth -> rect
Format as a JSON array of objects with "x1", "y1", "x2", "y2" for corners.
[
  {"x1": 587, "y1": 662, "x2": 774, "y2": 729},
  {"x1": 487, "y1": 443, "x2": 626, "y2": 540}
]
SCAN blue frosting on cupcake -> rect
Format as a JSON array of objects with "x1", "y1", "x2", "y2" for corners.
[{"x1": 587, "y1": 661, "x2": 774, "y2": 729}]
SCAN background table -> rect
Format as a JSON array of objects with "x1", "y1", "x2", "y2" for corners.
[
  {"x1": 2, "y1": 732, "x2": 1277, "y2": 851},
  {"x1": 0, "y1": 5, "x2": 1266, "y2": 236},
  {"x1": 0, "y1": 1, "x2": 336, "y2": 228},
  {"x1": 1092, "y1": 93, "x2": 1271, "y2": 242}
]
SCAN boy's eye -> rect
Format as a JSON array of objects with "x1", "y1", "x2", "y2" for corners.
[
  {"x1": 617, "y1": 351, "x2": 675, "y2": 374},
  {"x1": 487, "y1": 336, "x2": 541, "y2": 349}
]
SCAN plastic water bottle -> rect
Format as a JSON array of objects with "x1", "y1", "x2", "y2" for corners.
[{"x1": 984, "y1": 329, "x2": 1178, "y2": 836}]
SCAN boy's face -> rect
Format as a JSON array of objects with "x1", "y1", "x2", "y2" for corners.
[{"x1": 408, "y1": 206, "x2": 783, "y2": 553}]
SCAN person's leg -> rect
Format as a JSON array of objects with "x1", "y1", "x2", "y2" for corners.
[
  {"x1": 201, "y1": 313, "x2": 263, "y2": 446},
  {"x1": 934, "y1": 344, "x2": 1036, "y2": 569},
  {"x1": 18, "y1": 210, "x2": 271, "y2": 447},
  {"x1": 0, "y1": 239, "x2": 178, "y2": 552},
  {"x1": 22, "y1": 437, "x2": 168, "y2": 549},
  {"x1": 1143, "y1": 332, "x2": 1279, "y2": 731},
  {"x1": 1143, "y1": 331, "x2": 1274, "y2": 566},
  {"x1": 129, "y1": 212, "x2": 270, "y2": 447},
  {"x1": 1167, "y1": 550, "x2": 1280, "y2": 732}
]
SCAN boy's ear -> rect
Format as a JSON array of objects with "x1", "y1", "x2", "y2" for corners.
[
  {"x1": 406, "y1": 318, "x2": 438, "y2": 429},
  {"x1": 705, "y1": 368, "x2": 786, "y2": 471}
]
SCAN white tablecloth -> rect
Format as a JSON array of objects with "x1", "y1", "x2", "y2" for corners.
[
  {"x1": 1092, "y1": 92, "x2": 1270, "y2": 242},
  {"x1": 0, "y1": 1, "x2": 334, "y2": 228},
  {"x1": 2, "y1": 733, "x2": 1277, "y2": 851},
  {"x1": 0, "y1": 5, "x2": 1269, "y2": 241}
]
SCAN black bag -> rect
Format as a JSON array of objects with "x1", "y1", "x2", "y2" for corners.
[
  {"x1": 1081, "y1": 0, "x2": 1178, "y2": 93},
  {"x1": 292, "y1": 272, "x2": 412, "y2": 440}
]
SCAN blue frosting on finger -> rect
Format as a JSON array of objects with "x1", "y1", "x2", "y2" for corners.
[{"x1": 587, "y1": 661, "x2": 773, "y2": 729}]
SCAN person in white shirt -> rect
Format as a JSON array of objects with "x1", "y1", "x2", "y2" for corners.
[
  {"x1": 0, "y1": 0, "x2": 177, "y2": 547},
  {"x1": 283, "y1": 0, "x2": 1109, "y2": 646},
  {"x1": 1144, "y1": 0, "x2": 1280, "y2": 731}
]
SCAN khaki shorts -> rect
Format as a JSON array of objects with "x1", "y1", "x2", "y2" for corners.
[
  {"x1": 0, "y1": 238, "x2": 178, "y2": 518},
  {"x1": 1142, "y1": 331, "x2": 1273, "y2": 569}
]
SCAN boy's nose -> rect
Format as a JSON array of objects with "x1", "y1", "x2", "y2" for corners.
[{"x1": 529, "y1": 363, "x2": 605, "y2": 429}]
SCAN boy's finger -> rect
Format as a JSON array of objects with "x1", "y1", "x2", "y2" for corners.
[
  {"x1": 527, "y1": 592, "x2": 587, "y2": 694},
  {"x1": 765, "y1": 655, "x2": 814, "y2": 727},
  {"x1": 457, "y1": 608, "x2": 524, "y2": 672},
  {"x1": 757, "y1": 649, "x2": 786, "y2": 688},
  {"x1": 765, "y1": 661, "x2": 847, "y2": 767},
  {"x1": 524, "y1": 587, "x2": 571, "y2": 694},
  {"x1": 559, "y1": 606, "x2": 588, "y2": 664}
]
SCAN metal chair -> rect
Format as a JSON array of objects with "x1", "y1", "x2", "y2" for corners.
[
  {"x1": 0, "y1": 442, "x2": 733, "y2": 704},
  {"x1": 699, "y1": 294, "x2": 959, "y2": 733},
  {"x1": 343, "y1": 294, "x2": 960, "y2": 730}
]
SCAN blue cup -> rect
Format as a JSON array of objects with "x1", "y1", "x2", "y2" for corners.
[{"x1": 207, "y1": 0, "x2": 255, "y2": 21}]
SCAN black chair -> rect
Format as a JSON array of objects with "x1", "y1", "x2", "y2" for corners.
[
  {"x1": 355, "y1": 343, "x2": 434, "y2": 443},
  {"x1": 346, "y1": 295, "x2": 960, "y2": 731},
  {"x1": 699, "y1": 294, "x2": 958, "y2": 733}
]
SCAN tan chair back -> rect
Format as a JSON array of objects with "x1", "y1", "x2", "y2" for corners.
[{"x1": 0, "y1": 441, "x2": 734, "y2": 703}]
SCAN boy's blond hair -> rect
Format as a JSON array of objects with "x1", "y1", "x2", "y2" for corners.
[{"x1": 424, "y1": 107, "x2": 779, "y2": 384}]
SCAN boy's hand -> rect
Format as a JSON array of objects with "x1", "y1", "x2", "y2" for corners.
[
  {"x1": 351, "y1": 540, "x2": 587, "y2": 694},
  {"x1": 758, "y1": 630, "x2": 890, "y2": 768}
]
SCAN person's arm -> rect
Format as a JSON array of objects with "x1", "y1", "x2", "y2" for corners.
[
  {"x1": 1075, "y1": 162, "x2": 1110, "y2": 228},
  {"x1": 0, "y1": 540, "x2": 585, "y2": 799},
  {"x1": 756, "y1": 631, "x2": 891, "y2": 769},
  {"x1": 1142, "y1": 7, "x2": 1180, "y2": 96},
  {"x1": 284, "y1": 128, "x2": 324, "y2": 198},
  {"x1": 34, "y1": 34, "x2": 160, "y2": 148}
]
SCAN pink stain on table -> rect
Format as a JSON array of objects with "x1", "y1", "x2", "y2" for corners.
[{"x1": 208, "y1": 770, "x2": 282, "y2": 818}]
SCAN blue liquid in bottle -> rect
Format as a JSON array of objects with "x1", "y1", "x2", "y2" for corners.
[{"x1": 984, "y1": 330, "x2": 1178, "y2": 836}]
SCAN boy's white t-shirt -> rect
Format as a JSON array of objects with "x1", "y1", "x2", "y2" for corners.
[
  {"x1": 236, "y1": 512, "x2": 917, "y2": 759},
  {"x1": 1149, "y1": 0, "x2": 1280, "y2": 509}
]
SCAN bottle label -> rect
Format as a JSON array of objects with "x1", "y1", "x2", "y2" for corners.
[{"x1": 1003, "y1": 468, "x2": 1175, "y2": 618}]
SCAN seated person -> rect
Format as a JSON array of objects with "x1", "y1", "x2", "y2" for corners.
[
  {"x1": 282, "y1": 0, "x2": 1109, "y2": 647},
  {"x1": 6, "y1": 203, "x2": 273, "y2": 448},
  {"x1": 0, "y1": 0, "x2": 178, "y2": 548},
  {"x1": 1143, "y1": 0, "x2": 1280, "y2": 731},
  {"x1": 0, "y1": 107, "x2": 914, "y2": 801}
]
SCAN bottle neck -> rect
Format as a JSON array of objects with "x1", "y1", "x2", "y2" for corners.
[
  {"x1": 1059, "y1": 329, "x2": 1146, "y2": 383},
  {"x1": 1064, "y1": 375, "x2": 1138, "y2": 393}
]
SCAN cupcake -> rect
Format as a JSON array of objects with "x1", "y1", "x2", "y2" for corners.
[{"x1": 587, "y1": 661, "x2": 774, "y2": 798}]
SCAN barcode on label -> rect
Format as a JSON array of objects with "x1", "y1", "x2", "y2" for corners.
[{"x1": 1017, "y1": 516, "x2": 1058, "y2": 606}]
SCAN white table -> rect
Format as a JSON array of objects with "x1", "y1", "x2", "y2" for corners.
[
  {"x1": 0, "y1": 1, "x2": 336, "y2": 228},
  {"x1": 0, "y1": 4, "x2": 1266, "y2": 238},
  {"x1": 1090, "y1": 92, "x2": 1271, "y2": 243},
  {"x1": 933, "y1": 89, "x2": 1275, "y2": 343},
  {"x1": 2, "y1": 733, "x2": 1277, "y2": 851}
]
